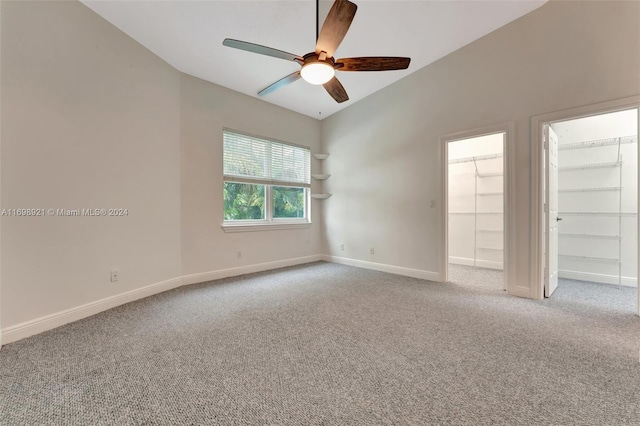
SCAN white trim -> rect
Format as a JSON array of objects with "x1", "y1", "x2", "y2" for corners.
[
  {"x1": 322, "y1": 255, "x2": 441, "y2": 281},
  {"x1": 0, "y1": 1, "x2": 3, "y2": 350},
  {"x1": 1, "y1": 255, "x2": 322, "y2": 346},
  {"x1": 2, "y1": 276, "x2": 184, "y2": 345},
  {"x1": 221, "y1": 222, "x2": 311, "y2": 233},
  {"x1": 558, "y1": 269, "x2": 637, "y2": 287},
  {"x1": 449, "y1": 256, "x2": 503, "y2": 270},
  {"x1": 181, "y1": 255, "x2": 322, "y2": 285},
  {"x1": 440, "y1": 122, "x2": 515, "y2": 293},
  {"x1": 530, "y1": 96, "x2": 640, "y2": 306},
  {"x1": 449, "y1": 256, "x2": 475, "y2": 267}
]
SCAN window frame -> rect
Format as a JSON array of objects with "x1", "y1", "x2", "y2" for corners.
[{"x1": 221, "y1": 129, "x2": 311, "y2": 232}]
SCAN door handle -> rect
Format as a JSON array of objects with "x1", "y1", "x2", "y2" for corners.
[{"x1": 557, "y1": 217, "x2": 563, "y2": 222}]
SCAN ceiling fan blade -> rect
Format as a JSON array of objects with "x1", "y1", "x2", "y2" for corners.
[
  {"x1": 336, "y1": 57, "x2": 411, "y2": 72},
  {"x1": 323, "y1": 77, "x2": 349, "y2": 103},
  {"x1": 316, "y1": 0, "x2": 357, "y2": 58},
  {"x1": 258, "y1": 71, "x2": 302, "y2": 96},
  {"x1": 223, "y1": 39, "x2": 303, "y2": 64}
]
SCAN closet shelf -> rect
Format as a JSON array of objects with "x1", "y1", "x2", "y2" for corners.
[
  {"x1": 448, "y1": 172, "x2": 503, "y2": 178},
  {"x1": 476, "y1": 229, "x2": 503, "y2": 233},
  {"x1": 559, "y1": 233, "x2": 620, "y2": 240},
  {"x1": 558, "y1": 186, "x2": 621, "y2": 193},
  {"x1": 559, "y1": 161, "x2": 622, "y2": 171},
  {"x1": 310, "y1": 193, "x2": 332, "y2": 199},
  {"x1": 449, "y1": 212, "x2": 503, "y2": 215},
  {"x1": 311, "y1": 174, "x2": 330, "y2": 180},
  {"x1": 555, "y1": 133, "x2": 636, "y2": 290},
  {"x1": 558, "y1": 135, "x2": 637, "y2": 151},
  {"x1": 559, "y1": 254, "x2": 620, "y2": 265},
  {"x1": 312, "y1": 153, "x2": 329, "y2": 160},
  {"x1": 448, "y1": 153, "x2": 503, "y2": 165},
  {"x1": 559, "y1": 211, "x2": 637, "y2": 217},
  {"x1": 477, "y1": 191, "x2": 503, "y2": 196},
  {"x1": 476, "y1": 246, "x2": 503, "y2": 251}
]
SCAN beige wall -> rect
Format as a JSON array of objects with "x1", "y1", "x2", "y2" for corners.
[
  {"x1": 321, "y1": 0, "x2": 640, "y2": 297},
  {"x1": 180, "y1": 74, "x2": 322, "y2": 277},
  {"x1": 0, "y1": 0, "x2": 323, "y2": 337},
  {"x1": 0, "y1": 0, "x2": 182, "y2": 327}
]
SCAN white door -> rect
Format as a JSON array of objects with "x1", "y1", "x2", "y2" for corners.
[{"x1": 545, "y1": 125, "x2": 560, "y2": 297}]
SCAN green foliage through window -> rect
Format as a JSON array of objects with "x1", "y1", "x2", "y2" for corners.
[
  {"x1": 273, "y1": 186, "x2": 305, "y2": 218},
  {"x1": 223, "y1": 183, "x2": 265, "y2": 220}
]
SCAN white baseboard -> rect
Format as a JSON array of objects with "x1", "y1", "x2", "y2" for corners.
[
  {"x1": 322, "y1": 255, "x2": 441, "y2": 282},
  {"x1": 449, "y1": 256, "x2": 503, "y2": 270},
  {"x1": 2, "y1": 276, "x2": 184, "y2": 345},
  {"x1": 559, "y1": 269, "x2": 637, "y2": 288},
  {"x1": 181, "y1": 255, "x2": 323, "y2": 285},
  {"x1": 1, "y1": 255, "x2": 323, "y2": 346},
  {"x1": 449, "y1": 256, "x2": 474, "y2": 267}
]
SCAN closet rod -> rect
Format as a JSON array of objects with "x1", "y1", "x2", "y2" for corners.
[
  {"x1": 449, "y1": 212, "x2": 503, "y2": 215},
  {"x1": 558, "y1": 186, "x2": 622, "y2": 193},
  {"x1": 559, "y1": 211, "x2": 636, "y2": 217},
  {"x1": 559, "y1": 233, "x2": 620, "y2": 240},
  {"x1": 559, "y1": 161, "x2": 622, "y2": 171},
  {"x1": 448, "y1": 153, "x2": 503, "y2": 164},
  {"x1": 558, "y1": 135, "x2": 636, "y2": 151},
  {"x1": 559, "y1": 254, "x2": 620, "y2": 265}
]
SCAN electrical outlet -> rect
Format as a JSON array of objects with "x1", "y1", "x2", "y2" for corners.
[
  {"x1": 110, "y1": 270, "x2": 119, "y2": 282},
  {"x1": 340, "y1": 243, "x2": 344, "y2": 251},
  {"x1": 237, "y1": 251, "x2": 242, "y2": 259},
  {"x1": 370, "y1": 247, "x2": 375, "y2": 255}
]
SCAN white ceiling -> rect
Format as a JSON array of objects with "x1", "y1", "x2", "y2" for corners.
[{"x1": 81, "y1": 0, "x2": 546, "y2": 120}]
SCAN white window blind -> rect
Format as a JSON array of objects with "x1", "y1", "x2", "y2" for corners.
[{"x1": 223, "y1": 130, "x2": 311, "y2": 188}]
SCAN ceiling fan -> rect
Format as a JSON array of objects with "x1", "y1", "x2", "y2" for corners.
[{"x1": 222, "y1": 0, "x2": 411, "y2": 103}]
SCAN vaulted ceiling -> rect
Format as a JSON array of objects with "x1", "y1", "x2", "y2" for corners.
[{"x1": 82, "y1": 0, "x2": 546, "y2": 119}]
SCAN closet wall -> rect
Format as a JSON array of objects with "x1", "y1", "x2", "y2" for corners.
[
  {"x1": 448, "y1": 133, "x2": 504, "y2": 270},
  {"x1": 554, "y1": 109, "x2": 638, "y2": 287}
]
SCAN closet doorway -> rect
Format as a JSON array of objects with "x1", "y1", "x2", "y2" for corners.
[
  {"x1": 534, "y1": 101, "x2": 640, "y2": 315},
  {"x1": 443, "y1": 127, "x2": 512, "y2": 291}
]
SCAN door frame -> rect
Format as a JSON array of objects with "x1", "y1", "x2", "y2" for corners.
[
  {"x1": 440, "y1": 122, "x2": 516, "y2": 292},
  {"x1": 531, "y1": 96, "x2": 640, "y2": 312}
]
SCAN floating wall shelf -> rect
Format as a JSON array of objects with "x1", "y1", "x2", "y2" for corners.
[
  {"x1": 311, "y1": 193, "x2": 332, "y2": 199},
  {"x1": 311, "y1": 174, "x2": 331, "y2": 180},
  {"x1": 313, "y1": 153, "x2": 329, "y2": 160}
]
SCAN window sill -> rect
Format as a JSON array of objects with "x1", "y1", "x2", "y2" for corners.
[{"x1": 221, "y1": 222, "x2": 312, "y2": 233}]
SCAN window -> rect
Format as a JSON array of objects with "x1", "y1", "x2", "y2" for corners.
[{"x1": 223, "y1": 130, "x2": 310, "y2": 230}]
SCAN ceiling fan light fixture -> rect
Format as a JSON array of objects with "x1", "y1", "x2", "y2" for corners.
[{"x1": 301, "y1": 61, "x2": 335, "y2": 85}]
